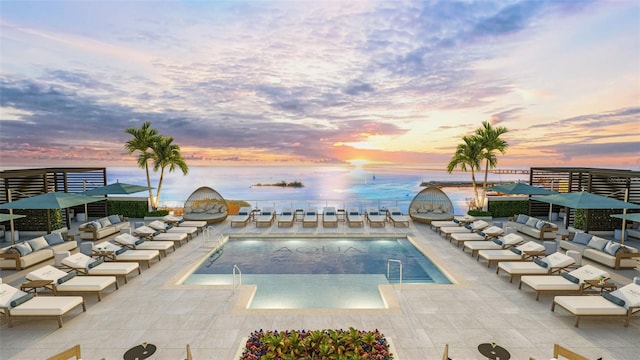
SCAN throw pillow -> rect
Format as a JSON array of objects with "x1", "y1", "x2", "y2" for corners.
[
  {"x1": 602, "y1": 292, "x2": 625, "y2": 307},
  {"x1": 135, "y1": 238, "x2": 145, "y2": 245},
  {"x1": 115, "y1": 248, "x2": 128, "y2": 255},
  {"x1": 526, "y1": 218, "x2": 539, "y2": 227},
  {"x1": 15, "y1": 242, "x2": 33, "y2": 256},
  {"x1": 57, "y1": 271, "x2": 77, "y2": 284},
  {"x1": 44, "y1": 233, "x2": 65, "y2": 245},
  {"x1": 108, "y1": 215, "x2": 121, "y2": 224},
  {"x1": 27, "y1": 237, "x2": 50, "y2": 251},
  {"x1": 99, "y1": 218, "x2": 112, "y2": 227},
  {"x1": 534, "y1": 258, "x2": 548, "y2": 268},
  {"x1": 88, "y1": 258, "x2": 104, "y2": 269},
  {"x1": 10, "y1": 293, "x2": 34, "y2": 308},
  {"x1": 535, "y1": 220, "x2": 545, "y2": 230},
  {"x1": 510, "y1": 248, "x2": 522, "y2": 255},
  {"x1": 572, "y1": 232, "x2": 593, "y2": 245},
  {"x1": 604, "y1": 241, "x2": 622, "y2": 256},
  {"x1": 587, "y1": 237, "x2": 609, "y2": 251},
  {"x1": 493, "y1": 238, "x2": 503, "y2": 245},
  {"x1": 561, "y1": 273, "x2": 579, "y2": 284},
  {"x1": 516, "y1": 214, "x2": 529, "y2": 224}
]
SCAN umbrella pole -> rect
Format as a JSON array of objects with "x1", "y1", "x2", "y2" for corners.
[
  {"x1": 621, "y1": 188, "x2": 629, "y2": 245},
  {"x1": 83, "y1": 181, "x2": 88, "y2": 222},
  {"x1": 8, "y1": 189, "x2": 16, "y2": 245}
]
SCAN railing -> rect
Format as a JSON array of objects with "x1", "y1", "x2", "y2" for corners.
[
  {"x1": 386, "y1": 259, "x2": 403, "y2": 290},
  {"x1": 232, "y1": 264, "x2": 242, "y2": 293},
  {"x1": 203, "y1": 226, "x2": 224, "y2": 247}
]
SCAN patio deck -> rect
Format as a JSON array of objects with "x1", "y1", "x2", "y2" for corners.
[{"x1": 1, "y1": 217, "x2": 639, "y2": 359}]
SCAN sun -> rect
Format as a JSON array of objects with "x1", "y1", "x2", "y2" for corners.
[{"x1": 347, "y1": 159, "x2": 369, "y2": 168}]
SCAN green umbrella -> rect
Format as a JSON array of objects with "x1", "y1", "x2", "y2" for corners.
[
  {"x1": 532, "y1": 191, "x2": 640, "y2": 243},
  {"x1": 0, "y1": 213, "x2": 26, "y2": 222},
  {"x1": 611, "y1": 213, "x2": 640, "y2": 222},
  {"x1": 83, "y1": 182, "x2": 152, "y2": 195},
  {"x1": 486, "y1": 182, "x2": 555, "y2": 195},
  {"x1": 531, "y1": 191, "x2": 640, "y2": 210},
  {"x1": 0, "y1": 192, "x2": 103, "y2": 243}
]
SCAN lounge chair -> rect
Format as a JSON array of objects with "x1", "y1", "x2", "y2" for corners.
[
  {"x1": 346, "y1": 207, "x2": 364, "y2": 227},
  {"x1": 46, "y1": 344, "x2": 85, "y2": 360},
  {"x1": 277, "y1": 208, "x2": 295, "y2": 227},
  {"x1": 134, "y1": 225, "x2": 189, "y2": 247},
  {"x1": 94, "y1": 242, "x2": 161, "y2": 269},
  {"x1": 552, "y1": 282, "x2": 640, "y2": 327},
  {"x1": 439, "y1": 220, "x2": 489, "y2": 238},
  {"x1": 114, "y1": 233, "x2": 176, "y2": 258},
  {"x1": 519, "y1": 264, "x2": 610, "y2": 300},
  {"x1": 255, "y1": 207, "x2": 275, "y2": 227},
  {"x1": 230, "y1": 207, "x2": 252, "y2": 227},
  {"x1": 303, "y1": 208, "x2": 318, "y2": 227},
  {"x1": 61, "y1": 253, "x2": 140, "y2": 285},
  {"x1": 430, "y1": 219, "x2": 460, "y2": 231},
  {"x1": 477, "y1": 241, "x2": 546, "y2": 267},
  {"x1": 388, "y1": 207, "x2": 410, "y2": 227},
  {"x1": 497, "y1": 252, "x2": 576, "y2": 283},
  {"x1": 162, "y1": 214, "x2": 207, "y2": 232},
  {"x1": 463, "y1": 233, "x2": 524, "y2": 256},
  {"x1": 449, "y1": 226, "x2": 504, "y2": 247},
  {"x1": 365, "y1": 207, "x2": 386, "y2": 227},
  {"x1": 26, "y1": 265, "x2": 118, "y2": 302},
  {"x1": 323, "y1": 207, "x2": 338, "y2": 227},
  {"x1": 148, "y1": 220, "x2": 198, "y2": 239},
  {"x1": 0, "y1": 283, "x2": 86, "y2": 328}
]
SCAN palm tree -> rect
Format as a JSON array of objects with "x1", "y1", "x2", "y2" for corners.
[
  {"x1": 150, "y1": 136, "x2": 189, "y2": 209},
  {"x1": 447, "y1": 135, "x2": 483, "y2": 209},
  {"x1": 476, "y1": 121, "x2": 509, "y2": 209},
  {"x1": 124, "y1": 121, "x2": 161, "y2": 206}
]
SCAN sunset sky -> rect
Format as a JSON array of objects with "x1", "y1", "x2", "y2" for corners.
[{"x1": 1, "y1": 0, "x2": 639, "y2": 170}]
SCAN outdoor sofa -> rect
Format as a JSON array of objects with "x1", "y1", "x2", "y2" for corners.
[
  {"x1": 78, "y1": 215, "x2": 130, "y2": 241},
  {"x1": 505, "y1": 214, "x2": 558, "y2": 240},
  {"x1": 0, "y1": 231, "x2": 77, "y2": 270},
  {"x1": 558, "y1": 231, "x2": 639, "y2": 269}
]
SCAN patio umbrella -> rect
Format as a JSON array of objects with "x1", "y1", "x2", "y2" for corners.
[
  {"x1": 0, "y1": 213, "x2": 26, "y2": 222},
  {"x1": 82, "y1": 182, "x2": 152, "y2": 196},
  {"x1": 0, "y1": 192, "x2": 103, "y2": 243},
  {"x1": 532, "y1": 191, "x2": 640, "y2": 243},
  {"x1": 81, "y1": 182, "x2": 152, "y2": 220},
  {"x1": 486, "y1": 182, "x2": 556, "y2": 195}
]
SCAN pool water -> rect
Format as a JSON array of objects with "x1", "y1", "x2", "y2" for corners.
[{"x1": 183, "y1": 237, "x2": 451, "y2": 309}]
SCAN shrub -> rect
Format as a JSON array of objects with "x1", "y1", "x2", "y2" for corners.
[{"x1": 241, "y1": 328, "x2": 393, "y2": 360}]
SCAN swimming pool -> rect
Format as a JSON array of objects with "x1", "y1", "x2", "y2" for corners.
[{"x1": 183, "y1": 236, "x2": 452, "y2": 309}]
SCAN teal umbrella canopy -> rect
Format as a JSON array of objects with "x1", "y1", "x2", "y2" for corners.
[
  {"x1": 611, "y1": 213, "x2": 640, "y2": 222},
  {"x1": 83, "y1": 182, "x2": 152, "y2": 195},
  {"x1": 0, "y1": 192, "x2": 103, "y2": 209},
  {"x1": 487, "y1": 182, "x2": 555, "y2": 195},
  {"x1": 532, "y1": 191, "x2": 640, "y2": 209},
  {"x1": 0, "y1": 213, "x2": 26, "y2": 222}
]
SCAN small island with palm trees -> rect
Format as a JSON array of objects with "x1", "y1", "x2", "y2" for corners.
[{"x1": 252, "y1": 181, "x2": 304, "y2": 188}]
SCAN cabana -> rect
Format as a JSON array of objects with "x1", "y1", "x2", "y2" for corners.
[
  {"x1": 182, "y1": 186, "x2": 228, "y2": 224},
  {"x1": 409, "y1": 186, "x2": 454, "y2": 224}
]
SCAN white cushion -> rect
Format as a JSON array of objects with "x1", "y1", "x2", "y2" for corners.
[
  {"x1": 541, "y1": 252, "x2": 575, "y2": 268},
  {"x1": 27, "y1": 237, "x2": 50, "y2": 252},
  {"x1": 26, "y1": 265, "x2": 67, "y2": 282},
  {"x1": 0, "y1": 284, "x2": 28, "y2": 308},
  {"x1": 569, "y1": 264, "x2": 609, "y2": 282}
]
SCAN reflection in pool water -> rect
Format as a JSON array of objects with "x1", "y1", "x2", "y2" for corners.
[{"x1": 183, "y1": 237, "x2": 451, "y2": 309}]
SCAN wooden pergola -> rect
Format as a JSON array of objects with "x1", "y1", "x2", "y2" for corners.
[
  {"x1": 529, "y1": 167, "x2": 640, "y2": 231},
  {"x1": 0, "y1": 168, "x2": 108, "y2": 231}
]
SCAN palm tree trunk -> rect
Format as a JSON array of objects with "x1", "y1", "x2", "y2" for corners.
[
  {"x1": 154, "y1": 167, "x2": 166, "y2": 209},
  {"x1": 144, "y1": 162, "x2": 155, "y2": 210},
  {"x1": 480, "y1": 159, "x2": 490, "y2": 210},
  {"x1": 470, "y1": 169, "x2": 480, "y2": 209}
]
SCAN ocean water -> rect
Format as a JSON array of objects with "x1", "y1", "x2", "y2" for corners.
[{"x1": 107, "y1": 165, "x2": 526, "y2": 215}]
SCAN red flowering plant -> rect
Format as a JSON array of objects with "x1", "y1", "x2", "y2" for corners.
[{"x1": 240, "y1": 327, "x2": 393, "y2": 360}]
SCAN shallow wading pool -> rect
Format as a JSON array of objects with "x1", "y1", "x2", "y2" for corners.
[{"x1": 182, "y1": 236, "x2": 452, "y2": 309}]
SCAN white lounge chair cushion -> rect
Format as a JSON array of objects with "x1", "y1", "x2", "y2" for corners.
[
  {"x1": 523, "y1": 275, "x2": 583, "y2": 291},
  {"x1": 479, "y1": 242, "x2": 543, "y2": 260},
  {"x1": 610, "y1": 283, "x2": 640, "y2": 308},
  {"x1": 96, "y1": 242, "x2": 159, "y2": 260},
  {"x1": 115, "y1": 233, "x2": 144, "y2": 245},
  {"x1": 165, "y1": 227, "x2": 197, "y2": 235},
  {"x1": 135, "y1": 225, "x2": 157, "y2": 235},
  {"x1": 569, "y1": 264, "x2": 610, "y2": 283},
  {"x1": 539, "y1": 252, "x2": 575, "y2": 268},
  {"x1": 0, "y1": 284, "x2": 29, "y2": 308},
  {"x1": 152, "y1": 232, "x2": 187, "y2": 242},
  {"x1": 149, "y1": 220, "x2": 170, "y2": 230},
  {"x1": 55, "y1": 276, "x2": 115, "y2": 292},
  {"x1": 499, "y1": 261, "x2": 553, "y2": 275},
  {"x1": 554, "y1": 296, "x2": 628, "y2": 315},
  {"x1": 61, "y1": 253, "x2": 138, "y2": 275},
  {"x1": 10, "y1": 295, "x2": 84, "y2": 316},
  {"x1": 478, "y1": 226, "x2": 504, "y2": 236},
  {"x1": 499, "y1": 233, "x2": 524, "y2": 245},
  {"x1": 26, "y1": 265, "x2": 69, "y2": 282},
  {"x1": 452, "y1": 233, "x2": 486, "y2": 241}
]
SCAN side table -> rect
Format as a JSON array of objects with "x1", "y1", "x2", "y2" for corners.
[
  {"x1": 478, "y1": 342, "x2": 511, "y2": 360},
  {"x1": 584, "y1": 279, "x2": 617, "y2": 294},
  {"x1": 20, "y1": 280, "x2": 53, "y2": 295}
]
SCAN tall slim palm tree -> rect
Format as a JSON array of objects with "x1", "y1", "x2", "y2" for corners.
[
  {"x1": 150, "y1": 136, "x2": 189, "y2": 209},
  {"x1": 124, "y1": 121, "x2": 161, "y2": 206},
  {"x1": 476, "y1": 121, "x2": 509, "y2": 209},
  {"x1": 447, "y1": 135, "x2": 483, "y2": 209}
]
